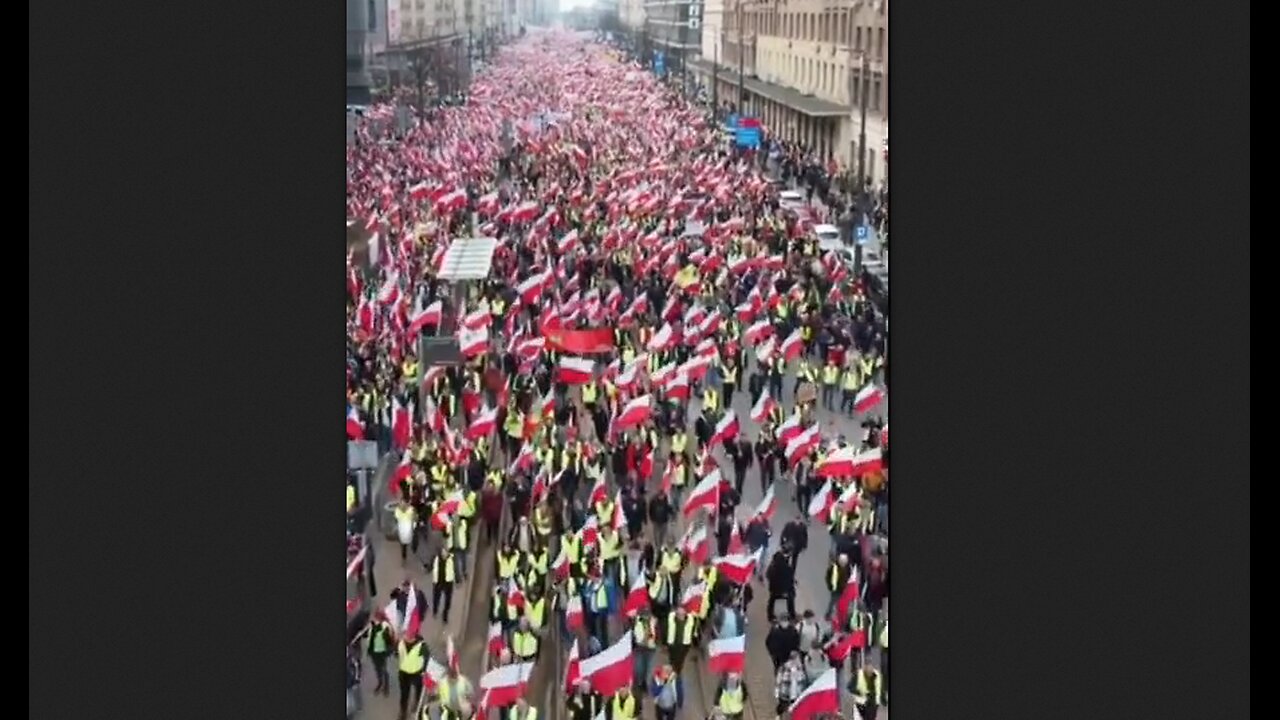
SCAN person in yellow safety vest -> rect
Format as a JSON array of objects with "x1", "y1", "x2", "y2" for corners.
[
  {"x1": 594, "y1": 495, "x2": 616, "y2": 526},
  {"x1": 503, "y1": 405, "x2": 524, "y2": 457},
  {"x1": 663, "y1": 607, "x2": 698, "y2": 675},
  {"x1": 447, "y1": 516, "x2": 469, "y2": 580},
  {"x1": 660, "y1": 544, "x2": 683, "y2": 576},
  {"x1": 582, "y1": 380, "x2": 598, "y2": 409},
  {"x1": 852, "y1": 664, "x2": 885, "y2": 719},
  {"x1": 459, "y1": 488, "x2": 478, "y2": 522},
  {"x1": 598, "y1": 526, "x2": 622, "y2": 581},
  {"x1": 394, "y1": 500, "x2": 418, "y2": 563},
  {"x1": 793, "y1": 358, "x2": 817, "y2": 397},
  {"x1": 702, "y1": 385, "x2": 719, "y2": 413},
  {"x1": 770, "y1": 355, "x2": 786, "y2": 397},
  {"x1": 631, "y1": 607, "x2": 659, "y2": 687},
  {"x1": 496, "y1": 544, "x2": 520, "y2": 582},
  {"x1": 561, "y1": 530, "x2": 582, "y2": 565},
  {"x1": 859, "y1": 354, "x2": 876, "y2": 386},
  {"x1": 695, "y1": 567, "x2": 716, "y2": 620},
  {"x1": 433, "y1": 666, "x2": 474, "y2": 714},
  {"x1": 715, "y1": 673, "x2": 748, "y2": 720},
  {"x1": 525, "y1": 543, "x2": 549, "y2": 580},
  {"x1": 474, "y1": 436, "x2": 489, "y2": 465},
  {"x1": 523, "y1": 587, "x2": 548, "y2": 631},
  {"x1": 824, "y1": 553, "x2": 853, "y2": 618},
  {"x1": 668, "y1": 454, "x2": 688, "y2": 506},
  {"x1": 648, "y1": 566, "x2": 676, "y2": 608},
  {"x1": 347, "y1": 483, "x2": 357, "y2": 513},
  {"x1": 431, "y1": 547, "x2": 457, "y2": 623},
  {"x1": 821, "y1": 360, "x2": 840, "y2": 411},
  {"x1": 840, "y1": 366, "x2": 861, "y2": 416},
  {"x1": 396, "y1": 630, "x2": 427, "y2": 718},
  {"x1": 367, "y1": 610, "x2": 395, "y2": 694},
  {"x1": 491, "y1": 296, "x2": 506, "y2": 319},
  {"x1": 532, "y1": 502, "x2": 554, "y2": 539},
  {"x1": 402, "y1": 357, "x2": 420, "y2": 387},
  {"x1": 611, "y1": 687, "x2": 638, "y2": 720},
  {"x1": 430, "y1": 463, "x2": 450, "y2": 492},
  {"x1": 511, "y1": 617, "x2": 540, "y2": 661},
  {"x1": 671, "y1": 430, "x2": 688, "y2": 456},
  {"x1": 486, "y1": 469, "x2": 503, "y2": 491},
  {"x1": 508, "y1": 697, "x2": 537, "y2": 720},
  {"x1": 437, "y1": 700, "x2": 475, "y2": 720}
]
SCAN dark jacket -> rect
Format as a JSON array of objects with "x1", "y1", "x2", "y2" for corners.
[
  {"x1": 765, "y1": 623, "x2": 801, "y2": 664},
  {"x1": 766, "y1": 553, "x2": 796, "y2": 595},
  {"x1": 781, "y1": 519, "x2": 808, "y2": 555},
  {"x1": 648, "y1": 493, "x2": 673, "y2": 525}
]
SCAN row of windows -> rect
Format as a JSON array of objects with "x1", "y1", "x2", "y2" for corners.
[
  {"x1": 761, "y1": 48, "x2": 883, "y2": 110},
  {"x1": 729, "y1": 9, "x2": 886, "y2": 59}
]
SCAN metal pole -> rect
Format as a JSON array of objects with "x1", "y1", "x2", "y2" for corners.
[
  {"x1": 736, "y1": 4, "x2": 745, "y2": 112},
  {"x1": 712, "y1": 38, "x2": 719, "y2": 115},
  {"x1": 857, "y1": 52, "x2": 869, "y2": 189}
]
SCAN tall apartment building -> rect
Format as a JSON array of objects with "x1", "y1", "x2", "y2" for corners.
[
  {"x1": 691, "y1": 0, "x2": 887, "y2": 182},
  {"x1": 347, "y1": 0, "x2": 372, "y2": 104},
  {"x1": 642, "y1": 1, "x2": 705, "y2": 80}
]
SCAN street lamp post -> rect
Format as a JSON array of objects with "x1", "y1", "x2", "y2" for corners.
[{"x1": 847, "y1": 48, "x2": 871, "y2": 188}]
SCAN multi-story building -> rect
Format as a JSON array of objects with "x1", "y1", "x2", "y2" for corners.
[
  {"x1": 642, "y1": 1, "x2": 705, "y2": 80},
  {"x1": 692, "y1": 0, "x2": 888, "y2": 182},
  {"x1": 347, "y1": 0, "x2": 373, "y2": 104},
  {"x1": 620, "y1": 0, "x2": 647, "y2": 30}
]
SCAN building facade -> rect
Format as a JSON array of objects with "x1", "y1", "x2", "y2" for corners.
[
  {"x1": 643, "y1": 1, "x2": 705, "y2": 81},
  {"x1": 348, "y1": 0, "x2": 373, "y2": 104},
  {"x1": 691, "y1": 0, "x2": 887, "y2": 182},
  {"x1": 620, "y1": 0, "x2": 647, "y2": 29}
]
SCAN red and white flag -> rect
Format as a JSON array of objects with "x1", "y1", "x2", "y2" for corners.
[
  {"x1": 744, "y1": 319, "x2": 773, "y2": 344},
  {"x1": 680, "y1": 522, "x2": 711, "y2": 566},
  {"x1": 777, "y1": 414, "x2": 803, "y2": 445},
  {"x1": 808, "y1": 480, "x2": 836, "y2": 522},
  {"x1": 750, "y1": 389, "x2": 777, "y2": 424},
  {"x1": 707, "y1": 634, "x2": 747, "y2": 675},
  {"x1": 818, "y1": 447, "x2": 883, "y2": 478},
  {"x1": 423, "y1": 657, "x2": 448, "y2": 692},
  {"x1": 680, "y1": 580, "x2": 707, "y2": 614},
  {"x1": 466, "y1": 404, "x2": 498, "y2": 440},
  {"x1": 478, "y1": 661, "x2": 535, "y2": 709},
  {"x1": 384, "y1": 585, "x2": 421, "y2": 637},
  {"x1": 613, "y1": 394, "x2": 653, "y2": 430},
  {"x1": 780, "y1": 328, "x2": 805, "y2": 361},
  {"x1": 853, "y1": 383, "x2": 884, "y2": 413},
  {"x1": 787, "y1": 668, "x2": 840, "y2": 720},
  {"x1": 551, "y1": 543, "x2": 571, "y2": 581},
  {"x1": 408, "y1": 299, "x2": 443, "y2": 335},
  {"x1": 458, "y1": 325, "x2": 489, "y2": 358},
  {"x1": 752, "y1": 484, "x2": 777, "y2": 523},
  {"x1": 682, "y1": 469, "x2": 722, "y2": 517},
  {"x1": 622, "y1": 570, "x2": 649, "y2": 618},
  {"x1": 564, "y1": 638, "x2": 581, "y2": 691},
  {"x1": 565, "y1": 593, "x2": 585, "y2": 632},
  {"x1": 483, "y1": 622, "x2": 504, "y2": 655},
  {"x1": 391, "y1": 398, "x2": 413, "y2": 450},
  {"x1": 646, "y1": 322, "x2": 674, "y2": 351},
  {"x1": 785, "y1": 424, "x2": 823, "y2": 466},
  {"x1": 346, "y1": 407, "x2": 365, "y2": 440},
  {"x1": 714, "y1": 549, "x2": 762, "y2": 586},
  {"x1": 556, "y1": 356, "x2": 596, "y2": 385},
  {"x1": 517, "y1": 269, "x2": 552, "y2": 304},
  {"x1": 579, "y1": 632, "x2": 634, "y2": 697},
  {"x1": 835, "y1": 568, "x2": 863, "y2": 629},
  {"x1": 712, "y1": 410, "x2": 740, "y2": 445}
]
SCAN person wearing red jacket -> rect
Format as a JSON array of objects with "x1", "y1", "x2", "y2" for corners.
[{"x1": 480, "y1": 485, "x2": 504, "y2": 544}]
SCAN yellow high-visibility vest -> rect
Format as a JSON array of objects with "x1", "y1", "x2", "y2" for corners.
[
  {"x1": 823, "y1": 365, "x2": 839, "y2": 385},
  {"x1": 612, "y1": 694, "x2": 637, "y2": 720},
  {"x1": 718, "y1": 686, "x2": 745, "y2": 715},
  {"x1": 853, "y1": 670, "x2": 885, "y2": 706},
  {"x1": 526, "y1": 598, "x2": 547, "y2": 629},
  {"x1": 347, "y1": 485, "x2": 356, "y2": 512},
  {"x1": 432, "y1": 554, "x2": 456, "y2": 583},
  {"x1": 497, "y1": 552, "x2": 519, "y2": 579},
  {"x1": 512, "y1": 630, "x2": 539, "y2": 659},
  {"x1": 665, "y1": 616, "x2": 696, "y2": 645},
  {"x1": 398, "y1": 640, "x2": 426, "y2": 673}
]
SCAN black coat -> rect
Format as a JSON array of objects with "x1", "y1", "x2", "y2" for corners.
[
  {"x1": 765, "y1": 624, "x2": 801, "y2": 664},
  {"x1": 781, "y1": 520, "x2": 809, "y2": 555},
  {"x1": 766, "y1": 553, "x2": 796, "y2": 595}
]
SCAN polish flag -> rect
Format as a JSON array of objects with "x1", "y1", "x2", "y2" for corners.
[
  {"x1": 707, "y1": 634, "x2": 747, "y2": 675},
  {"x1": 835, "y1": 568, "x2": 863, "y2": 629},
  {"x1": 517, "y1": 269, "x2": 552, "y2": 304},
  {"x1": 564, "y1": 638, "x2": 581, "y2": 691},
  {"x1": 458, "y1": 325, "x2": 489, "y2": 358},
  {"x1": 557, "y1": 229, "x2": 580, "y2": 254},
  {"x1": 479, "y1": 661, "x2": 535, "y2": 708},
  {"x1": 787, "y1": 668, "x2": 840, "y2": 720},
  {"x1": 556, "y1": 356, "x2": 596, "y2": 385},
  {"x1": 808, "y1": 480, "x2": 836, "y2": 523},
  {"x1": 580, "y1": 632, "x2": 634, "y2": 697},
  {"x1": 345, "y1": 544, "x2": 368, "y2": 579},
  {"x1": 735, "y1": 301, "x2": 757, "y2": 323},
  {"x1": 588, "y1": 476, "x2": 609, "y2": 508},
  {"x1": 646, "y1": 322, "x2": 674, "y2": 351},
  {"x1": 622, "y1": 571, "x2": 650, "y2": 618},
  {"x1": 462, "y1": 304, "x2": 492, "y2": 331},
  {"x1": 613, "y1": 394, "x2": 653, "y2": 430},
  {"x1": 682, "y1": 469, "x2": 722, "y2": 517},
  {"x1": 755, "y1": 336, "x2": 777, "y2": 364},
  {"x1": 649, "y1": 362, "x2": 675, "y2": 389},
  {"x1": 744, "y1": 319, "x2": 773, "y2": 344},
  {"x1": 752, "y1": 484, "x2": 777, "y2": 523},
  {"x1": 508, "y1": 442, "x2": 536, "y2": 475},
  {"x1": 780, "y1": 329, "x2": 805, "y2": 361},
  {"x1": 665, "y1": 372, "x2": 691, "y2": 401},
  {"x1": 446, "y1": 634, "x2": 460, "y2": 673},
  {"x1": 820, "y1": 447, "x2": 883, "y2": 478},
  {"x1": 616, "y1": 356, "x2": 645, "y2": 390},
  {"x1": 680, "y1": 580, "x2": 707, "y2": 614},
  {"x1": 714, "y1": 549, "x2": 762, "y2": 586},
  {"x1": 384, "y1": 584, "x2": 421, "y2": 637},
  {"x1": 777, "y1": 414, "x2": 803, "y2": 445},
  {"x1": 854, "y1": 383, "x2": 884, "y2": 413},
  {"x1": 430, "y1": 490, "x2": 465, "y2": 530},
  {"x1": 565, "y1": 593, "x2": 585, "y2": 632},
  {"x1": 389, "y1": 450, "x2": 414, "y2": 494},
  {"x1": 377, "y1": 272, "x2": 401, "y2": 305},
  {"x1": 579, "y1": 515, "x2": 600, "y2": 549},
  {"x1": 611, "y1": 492, "x2": 627, "y2": 530},
  {"x1": 785, "y1": 424, "x2": 823, "y2": 466},
  {"x1": 466, "y1": 404, "x2": 498, "y2": 440},
  {"x1": 392, "y1": 398, "x2": 413, "y2": 450},
  {"x1": 680, "y1": 522, "x2": 711, "y2": 566},
  {"x1": 408, "y1": 299, "x2": 443, "y2": 335},
  {"x1": 346, "y1": 407, "x2": 364, "y2": 440},
  {"x1": 423, "y1": 657, "x2": 449, "y2": 692},
  {"x1": 750, "y1": 390, "x2": 777, "y2": 424},
  {"x1": 712, "y1": 410, "x2": 741, "y2": 445},
  {"x1": 551, "y1": 544, "x2": 571, "y2": 581}
]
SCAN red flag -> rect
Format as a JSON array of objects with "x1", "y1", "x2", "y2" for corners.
[{"x1": 544, "y1": 328, "x2": 615, "y2": 355}]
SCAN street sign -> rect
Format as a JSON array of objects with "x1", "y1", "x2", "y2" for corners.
[
  {"x1": 734, "y1": 116, "x2": 762, "y2": 149},
  {"x1": 654, "y1": 50, "x2": 666, "y2": 77},
  {"x1": 855, "y1": 225, "x2": 871, "y2": 245}
]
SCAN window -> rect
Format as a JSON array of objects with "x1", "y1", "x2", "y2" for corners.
[
  {"x1": 368, "y1": 0, "x2": 377, "y2": 30},
  {"x1": 852, "y1": 71, "x2": 860, "y2": 105},
  {"x1": 872, "y1": 76, "x2": 882, "y2": 111},
  {"x1": 855, "y1": 27, "x2": 862, "y2": 51},
  {"x1": 877, "y1": 27, "x2": 885, "y2": 59}
]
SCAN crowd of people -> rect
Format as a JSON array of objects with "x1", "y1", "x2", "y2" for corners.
[{"x1": 345, "y1": 30, "x2": 889, "y2": 720}]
